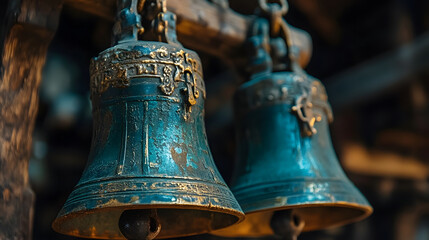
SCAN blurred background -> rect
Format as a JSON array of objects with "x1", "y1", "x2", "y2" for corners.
[{"x1": 29, "y1": 0, "x2": 429, "y2": 239}]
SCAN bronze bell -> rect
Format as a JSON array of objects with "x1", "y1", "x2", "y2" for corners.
[
  {"x1": 213, "y1": 18, "x2": 372, "y2": 238},
  {"x1": 52, "y1": 0, "x2": 244, "y2": 239}
]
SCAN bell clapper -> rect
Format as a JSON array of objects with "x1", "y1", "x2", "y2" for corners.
[
  {"x1": 119, "y1": 209, "x2": 161, "y2": 240},
  {"x1": 270, "y1": 210, "x2": 305, "y2": 240}
]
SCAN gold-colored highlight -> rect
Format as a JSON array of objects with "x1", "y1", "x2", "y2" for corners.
[{"x1": 213, "y1": 202, "x2": 373, "y2": 238}]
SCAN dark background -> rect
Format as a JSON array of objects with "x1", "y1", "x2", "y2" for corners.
[{"x1": 28, "y1": 0, "x2": 429, "y2": 239}]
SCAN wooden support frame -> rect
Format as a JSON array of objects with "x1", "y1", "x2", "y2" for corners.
[
  {"x1": 64, "y1": 0, "x2": 312, "y2": 68},
  {"x1": 0, "y1": 0, "x2": 63, "y2": 239}
]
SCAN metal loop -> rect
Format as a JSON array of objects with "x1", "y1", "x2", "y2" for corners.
[
  {"x1": 258, "y1": 0, "x2": 289, "y2": 17},
  {"x1": 139, "y1": 0, "x2": 166, "y2": 21},
  {"x1": 258, "y1": 0, "x2": 289, "y2": 38},
  {"x1": 138, "y1": 0, "x2": 182, "y2": 46},
  {"x1": 278, "y1": 18, "x2": 293, "y2": 55}
]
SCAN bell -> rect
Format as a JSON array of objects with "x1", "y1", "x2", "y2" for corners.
[
  {"x1": 213, "y1": 18, "x2": 372, "y2": 238},
  {"x1": 52, "y1": 1, "x2": 243, "y2": 239}
]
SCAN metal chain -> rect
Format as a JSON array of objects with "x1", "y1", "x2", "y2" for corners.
[
  {"x1": 137, "y1": 0, "x2": 181, "y2": 46},
  {"x1": 255, "y1": 0, "x2": 326, "y2": 137},
  {"x1": 138, "y1": 0, "x2": 165, "y2": 22},
  {"x1": 256, "y1": 0, "x2": 295, "y2": 71},
  {"x1": 258, "y1": 0, "x2": 289, "y2": 36}
]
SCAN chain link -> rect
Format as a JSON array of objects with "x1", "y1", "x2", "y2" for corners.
[
  {"x1": 137, "y1": 0, "x2": 181, "y2": 46},
  {"x1": 258, "y1": 0, "x2": 288, "y2": 36},
  {"x1": 256, "y1": 0, "x2": 296, "y2": 71}
]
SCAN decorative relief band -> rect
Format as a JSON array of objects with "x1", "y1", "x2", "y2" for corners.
[
  {"x1": 67, "y1": 179, "x2": 236, "y2": 204},
  {"x1": 237, "y1": 74, "x2": 333, "y2": 137},
  {"x1": 90, "y1": 45, "x2": 206, "y2": 119}
]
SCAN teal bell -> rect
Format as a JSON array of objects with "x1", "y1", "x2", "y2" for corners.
[
  {"x1": 52, "y1": 1, "x2": 244, "y2": 239},
  {"x1": 213, "y1": 17, "x2": 372, "y2": 238}
]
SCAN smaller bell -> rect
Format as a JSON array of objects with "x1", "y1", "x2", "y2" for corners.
[{"x1": 213, "y1": 17, "x2": 372, "y2": 238}]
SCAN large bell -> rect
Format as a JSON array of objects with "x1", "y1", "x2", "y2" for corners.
[
  {"x1": 52, "y1": 1, "x2": 244, "y2": 239},
  {"x1": 214, "y1": 70, "x2": 373, "y2": 237}
]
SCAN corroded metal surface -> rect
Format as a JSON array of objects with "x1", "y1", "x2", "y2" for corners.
[
  {"x1": 212, "y1": 15, "x2": 372, "y2": 237},
  {"x1": 214, "y1": 70, "x2": 372, "y2": 237},
  {"x1": 52, "y1": 40, "x2": 244, "y2": 240},
  {"x1": 52, "y1": 0, "x2": 243, "y2": 238}
]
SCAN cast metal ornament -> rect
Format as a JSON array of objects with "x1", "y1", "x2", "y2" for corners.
[
  {"x1": 52, "y1": 0, "x2": 244, "y2": 239},
  {"x1": 213, "y1": 17, "x2": 372, "y2": 238},
  {"x1": 90, "y1": 45, "x2": 202, "y2": 120}
]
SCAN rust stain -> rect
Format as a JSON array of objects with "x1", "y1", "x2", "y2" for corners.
[
  {"x1": 70, "y1": 204, "x2": 87, "y2": 214},
  {"x1": 170, "y1": 144, "x2": 188, "y2": 174},
  {"x1": 97, "y1": 199, "x2": 121, "y2": 208},
  {"x1": 90, "y1": 226, "x2": 97, "y2": 237},
  {"x1": 67, "y1": 229, "x2": 81, "y2": 236}
]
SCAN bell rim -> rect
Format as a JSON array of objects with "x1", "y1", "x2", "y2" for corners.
[
  {"x1": 212, "y1": 202, "x2": 372, "y2": 238},
  {"x1": 246, "y1": 201, "x2": 373, "y2": 229},
  {"x1": 52, "y1": 203, "x2": 245, "y2": 239}
]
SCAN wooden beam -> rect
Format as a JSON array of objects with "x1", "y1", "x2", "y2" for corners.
[
  {"x1": 326, "y1": 32, "x2": 429, "y2": 110},
  {"x1": 65, "y1": 0, "x2": 115, "y2": 20},
  {"x1": 64, "y1": 0, "x2": 312, "y2": 68},
  {"x1": 0, "y1": 0, "x2": 63, "y2": 239}
]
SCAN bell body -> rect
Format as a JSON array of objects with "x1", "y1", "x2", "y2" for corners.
[
  {"x1": 52, "y1": 41, "x2": 243, "y2": 239},
  {"x1": 214, "y1": 71, "x2": 372, "y2": 237}
]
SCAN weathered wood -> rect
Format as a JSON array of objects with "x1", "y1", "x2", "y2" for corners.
[
  {"x1": 64, "y1": 0, "x2": 312, "y2": 68},
  {"x1": 0, "y1": 0, "x2": 63, "y2": 239},
  {"x1": 326, "y1": 32, "x2": 429, "y2": 110},
  {"x1": 65, "y1": 0, "x2": 116, "y2": 20}
]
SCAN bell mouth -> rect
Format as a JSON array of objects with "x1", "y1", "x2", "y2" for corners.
[
  {"x1": 52, "y1": 205, "x2": 244, "y2": 239},
  {"x1": 211, "y1": 203, "x2": 373, "y2": 238}
]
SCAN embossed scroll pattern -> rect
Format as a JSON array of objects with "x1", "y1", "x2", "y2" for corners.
[
  {"x1": 236, "y1": 74, "x2": 333, "y2": 137},
  {"x1": 90, "y1": 46, "x2": 204, "y2": 118}
]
